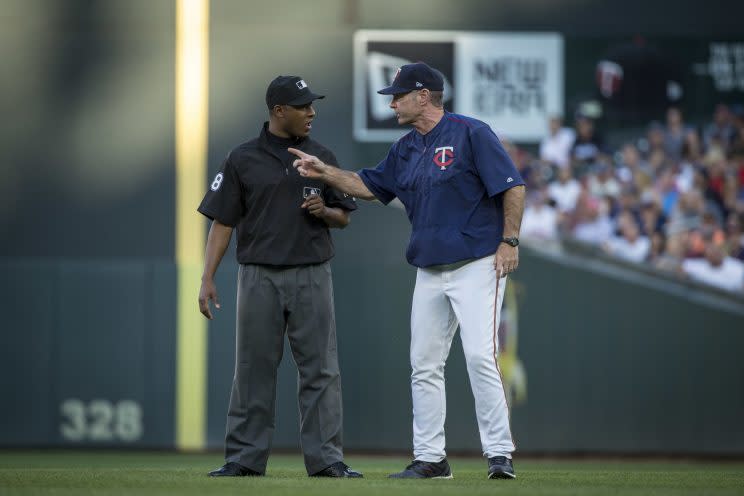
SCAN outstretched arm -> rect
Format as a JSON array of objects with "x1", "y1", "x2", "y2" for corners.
[{"x1": 288, "y1": 147, "x2": 376, "y2": 201}]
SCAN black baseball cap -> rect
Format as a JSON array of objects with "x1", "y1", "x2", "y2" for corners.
[
  {"x1": 266, "y1": 75, "x2": 325, "y2": 108},
  {"x1": 377, "y1": 62, "x2": 444, "y2": 95}
]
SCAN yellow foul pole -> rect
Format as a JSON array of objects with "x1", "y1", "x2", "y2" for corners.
[{"x1": 175, "y1": 0, "x2": 209, "y2": 450}]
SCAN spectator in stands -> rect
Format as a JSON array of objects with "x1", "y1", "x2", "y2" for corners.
[
  {"x1": 703, "y1": 154, "x2": 739, "y2": 219},
  {"x1": 675, "y1": 131, "x2": 703, "y2": 193},
  {"x1": 731, "y1": 104, "x2": 744, "y2": 131},
  {"x1": 664, "y1": 106, "x2": 690, "y2": 162},
  {"x1": 682, "y1": 129, "x2": 704, "y2": 164},
  {"x1": 652, "y1": 189, "x2": 700, "y2": 254},
  {"x1": 687, "y1": 210, "x2": 726, "y2": 260},
  {"x1": 570, "y1": 115, "x2": 605, "y2": 174},
  {"x1": 603, "y1": 217, "x2": 651, "y2": 263},
  {"x1": 588, "y1": 163, "x2": 621, "y2": 199},
  {"x1": 729, "y1": 126, "x2": 744, "y2": 215},
  {"x1": 703, "y1": 104, "x2": 737, "y2": 151},
  {"x1": 573, "y1": 195, "x2": 613, "y2": 245},
  {"x1": 525, "y1": 102, "x2": 744, "y2": 294},
  {"x1": 729, "y1": 116, "x2": 744, "y2": 159},
  {"x1": 655, "y1": 167, "x2": 680, "y2": 217},
  {"x1": 611, "y1": 188, "x2": 643, "y2": 230},
  {"x1": 642, "y1": 121, "x2": 666, "y2": 160},
  {"x1": 726, "y1": 212, "x2": 744, "y2": 261},
  {"x1": 647, "y1": 231, "x2": 667, "y2": 265},
  {"x1": 539, "y1": 115, "x2": 575, "y2": 170},
  {"x1": 721, "y1": 161, "x2": 741, "y2": 215},
  {"x1": 612, "y1": 208, "x2": 638, "y2": 236},
  {"x1": 616, "y1": 143, "x2": 652, "y2": 190},
  {"x1": 521, "y1": 189, "x2": 559, "y2": 241},
  {"x1": 681, "y1": 242, "x2": 744, "y2": 293},
  {"x1": 548, "y1": 166, "x2": 582, "y2": 213},
  {"x1": 653, "y1": 232, "x2": 686, "y2": 274},
  {"x1": 647, "y1": 147, "x2": 670, "y2": 179},
  {"x1": 639, "y1": 196, "x2": 666, "y2": 237}
]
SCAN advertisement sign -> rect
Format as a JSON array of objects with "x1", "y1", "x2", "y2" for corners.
[{"x1": 354, "y1": 30, "x2": 564, "y2": 143}]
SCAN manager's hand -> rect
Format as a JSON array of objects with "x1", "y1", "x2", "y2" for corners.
[
  {"x1": 289, "y1": 148, "x2": 328, "y2": 178},
  {"x1": 494, "y1": 244, "x2": 519, "y2": 279}
]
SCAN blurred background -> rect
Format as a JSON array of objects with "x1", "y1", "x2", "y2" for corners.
[{"x1": 1, "y1": 0, "x2": 743, "y2": 456}]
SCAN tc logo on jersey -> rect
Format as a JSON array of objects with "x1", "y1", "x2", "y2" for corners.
[{"x1": 433, "y1": 146, "x2": 455, "y2": 170}]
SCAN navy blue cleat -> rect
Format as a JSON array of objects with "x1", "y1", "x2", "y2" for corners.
[
  {"x1": 388, "y1": 459, "x2": 453, "y2": 479},
  {"x1": 487, "y1": 456, "x2": 516, "y2": 479}
]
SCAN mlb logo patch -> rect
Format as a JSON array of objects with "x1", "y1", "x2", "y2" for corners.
[{"x1": 296, "y1": 79, "x2": 308, "y2": 90}]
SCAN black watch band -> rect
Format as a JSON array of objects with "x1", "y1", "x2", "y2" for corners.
[{"x1": 501, "y1": 237, "x2": 519, "y2": 247}]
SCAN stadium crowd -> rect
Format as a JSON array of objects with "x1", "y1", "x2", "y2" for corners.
[{"x1": 512, "y1": 103, "x2": 744, "y2": 294}]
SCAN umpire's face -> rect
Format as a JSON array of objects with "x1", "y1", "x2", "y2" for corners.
[{"x1": 275, "y1": 103, "x2": 316, "y2": 138}]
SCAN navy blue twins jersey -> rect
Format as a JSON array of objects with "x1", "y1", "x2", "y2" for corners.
[{"x1": 358, "y1": 112, "x2": 524, "y2": 267}]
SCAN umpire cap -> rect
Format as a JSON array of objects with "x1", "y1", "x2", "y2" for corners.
[{"x1": 266, "y1": 75, "x2": 325, "y2": 108}]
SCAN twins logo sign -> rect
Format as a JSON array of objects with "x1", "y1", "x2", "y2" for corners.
[{"x1": 433, "y1": 146, "x2": 454, "y2": 170}]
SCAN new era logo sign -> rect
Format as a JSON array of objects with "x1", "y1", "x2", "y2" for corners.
[
  {"x1": 296, "y1": 80, "x2": 308, "y2": 90},
  {"x1": 415, "y1": 81, "x2": 423, "y2": 87},
  {"x1": 353, "y1": 30, "x2": 563, "y2": 143},
  {"x1": 507, "y1": 177, "x2": 514, "y2": 183}
]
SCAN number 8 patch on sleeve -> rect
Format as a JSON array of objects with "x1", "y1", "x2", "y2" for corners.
[{"x1": 211, "y1": 172, "x2": 224, "y2": 191}]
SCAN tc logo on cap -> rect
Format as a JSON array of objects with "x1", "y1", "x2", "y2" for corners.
[{"x1": 296, "y1": 80, "x2": 308, "y2": 90}]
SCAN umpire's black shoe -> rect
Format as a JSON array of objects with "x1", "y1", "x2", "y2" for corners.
[
  {"x1": 310, "y1": 461, "x2": 363, "y2": 478},
  {"x1": 388, "y1": 459, "x2": 453, "y2": 479},
  {"x1": 487, "y1": 456, "x2": 516, "y2": 479},
  {"x1": 208, "y1": 462, "x2": 262, "y2": 477}
]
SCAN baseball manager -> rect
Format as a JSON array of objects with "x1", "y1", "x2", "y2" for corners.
[{"x1": 290, "y1": 62, "x2": 525, "y2": 480}]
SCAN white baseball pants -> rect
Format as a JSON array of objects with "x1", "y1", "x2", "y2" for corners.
[{"x1": 410, "y1": 254, "x2": 515, "y2": 462}]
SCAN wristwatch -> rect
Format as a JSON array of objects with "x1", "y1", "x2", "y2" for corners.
[{"x1": 501, "y1": 237, "x2": 519, "y2": 247}]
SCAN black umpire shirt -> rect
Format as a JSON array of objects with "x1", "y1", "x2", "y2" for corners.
[{"x1": 198, "y1": 122, "x2": 357, "y2": 266}]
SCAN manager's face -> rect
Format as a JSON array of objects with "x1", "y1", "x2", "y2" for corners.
[{"x1": 389, "y1": 90, "x2": 422, "y2": 126}]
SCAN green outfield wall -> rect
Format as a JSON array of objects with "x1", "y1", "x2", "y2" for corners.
[{"x1": 2, "y1": 202, "x2": 743, "y2": 453}]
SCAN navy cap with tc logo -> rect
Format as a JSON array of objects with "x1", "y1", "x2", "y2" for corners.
[
  {"x1": 265, "y1": 75, "x2": 325, "y2": 108},
  {"x1": 377, "y1": 62, "x2": 445, "y2": 95}
]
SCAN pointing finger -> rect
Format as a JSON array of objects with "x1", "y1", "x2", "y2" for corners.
[{"x1": 287, "y1": 147, "x2": 308, "y2": 159}]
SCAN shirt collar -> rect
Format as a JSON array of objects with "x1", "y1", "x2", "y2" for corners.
[
  {"x1": 260, "y1": 121, "x2": 305, "y2": 149},
  {"x1": 411, "y1": 111, "x2": 448, "y2": 148}
]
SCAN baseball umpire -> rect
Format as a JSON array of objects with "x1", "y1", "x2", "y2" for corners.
[
  {"x1": 289, "y1": 62, "x2": 525, "y2": 480},
  {"x1": 197, "y1": 75, "x2": 361, "y2": 478}
]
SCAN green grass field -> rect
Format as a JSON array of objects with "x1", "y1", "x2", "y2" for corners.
[{"x1": 1, "y1": 451, "x2": 743, "y2": 496}]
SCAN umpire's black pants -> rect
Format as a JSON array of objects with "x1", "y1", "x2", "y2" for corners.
[{"x1": 224, "y1": 262, "x2": 343, "y2": 475}]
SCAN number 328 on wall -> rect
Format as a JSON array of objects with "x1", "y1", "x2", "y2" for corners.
[{"x1": 60, "y1": 399, "x2": 143, "y2": 442}]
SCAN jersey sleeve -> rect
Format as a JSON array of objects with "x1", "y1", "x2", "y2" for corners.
[
  {"x1": 319, "y1": 150, "x2": 358, "y2": 212},
  {"x1": 470, "y1": 125, "x2": 525, "y2": 197},
  {"x1": 357, "y1": 147, "x2": 398, "y2": 205},
  {"x1": 197, "y1": 152, "x2": 243, "y2": 226}
]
